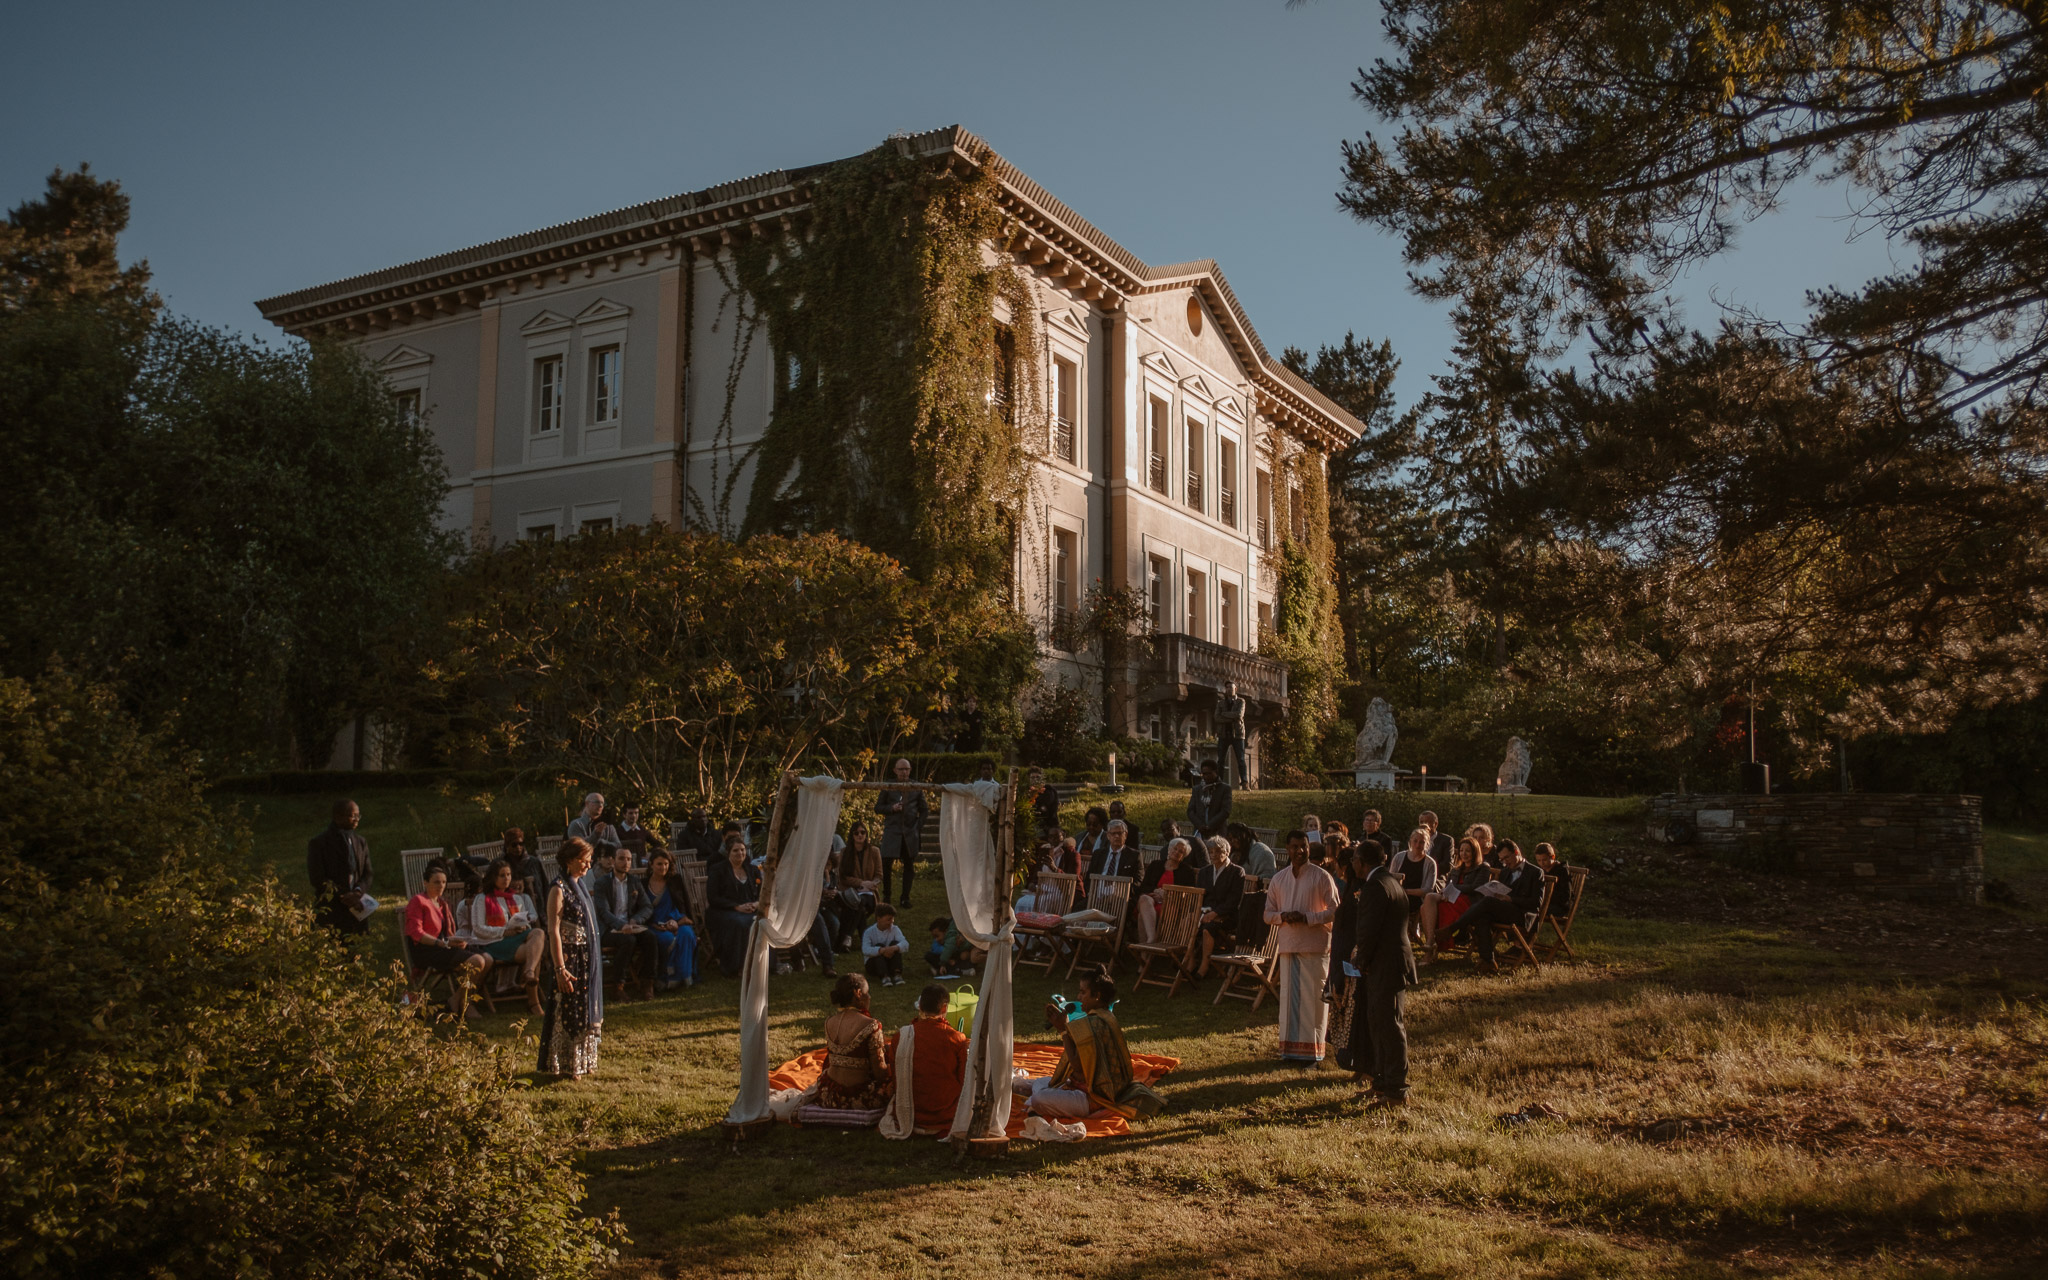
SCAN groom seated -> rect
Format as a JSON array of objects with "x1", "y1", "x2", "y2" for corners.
[{"x1": 885, "y1": 984, "x2": 970, "y2": 1135}]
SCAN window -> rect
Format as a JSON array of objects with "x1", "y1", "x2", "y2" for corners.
[
  {"x1": 1147, "y1": 397, "x2": 1169, "y2": 493},
  {"x1": 1256, "y1": 469, "x2": 1273, "y2": 548},
  {"x1": 1220, "y1": 582, "x2": 1240, "y2": 650},
  {"x1": 1185, "y1": 568, "x2": 1207, "y2": 640},
  {"x1": 590, "y1": 346, "x2": 621, "y2": 423},
  {"x1": 1053, "y1": 356, "x2": 1077, "y2": 463},
  {"x1": 579, "y1": 516, "x2": 615, "y2": 535},
  {"x1": 533, "y1": 357, "x2": 564, "y2": 435},
  {"x1": 991, "y1": 324, "x2": 1016, "y2": 424},
  {"x1": 1053, "y1": 528, "x2": 1077, "y2": 629},
  {"x1": 522, "y1": 523, "x2": 556, "y2": 543},
  {"x1": 1257, "y1": 600, "x2": 1273, "y2": 647},
  {"x1": 1147, "y1": 555, "x2": 1169, "y2": 632},
  {"x1": 1219, "y1": 437, "x2": 1238, "y2": 528},
  {"x1": 1184, "y1": 418, "x2": 1204, "y2": 511},
  {"x1": 392, "y1": 388, "x2": 422, "y2": 426}
]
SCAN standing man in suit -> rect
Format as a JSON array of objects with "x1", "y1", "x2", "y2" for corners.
[
  {"x1": 1214, "y1": 681, "x2": 1249, "y2": 789},
  {"x1": 307, "y1": 799, "x2": 372, "y2": 938},
  {"x1": 878, "y1": 758, "x2": 929, "y2": 908},
  {"x1": 1347, "y1": 837, "x2": 1418, "y2": 1105},
  {"x1": 1186, "y1": 759, "x2": 1233, "y2": 840}
]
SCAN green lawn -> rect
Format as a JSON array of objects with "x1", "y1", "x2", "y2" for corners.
[{"x1": 220, "y1": 784, "x2": 2048, "y2": 1279}]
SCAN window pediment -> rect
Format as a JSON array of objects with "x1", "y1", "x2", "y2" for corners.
[
  {"x1": 1139, "y1": 350, "x2": 1179, "y2": 380},
  {"x1": 377, "y1": 343, "x2": 433, "y2": 372},
  {"x1": 520, "y1": 309, "x2": 574, "y2": 336},
  {"x1": 1046, "y1": 308, "x2": 1091, "y2": 340},
  {"x1": 1215, "y1": 394, "x2": 1245, "y2": 422},
  {"x1": 1180, "y1": 373, "x2": 1217, "y2": 403},
  {"x1": 574, "y1": 297, "x2": 632, "y2": 328}
]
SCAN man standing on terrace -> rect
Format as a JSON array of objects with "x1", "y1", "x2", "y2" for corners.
[{"x1": 878, "y1": 758, "x2": 928, "y2": 908}]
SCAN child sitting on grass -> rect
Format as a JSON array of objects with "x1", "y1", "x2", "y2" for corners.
[{"x1": 925, "y1": 916, "x2": 986, "y2": 978}]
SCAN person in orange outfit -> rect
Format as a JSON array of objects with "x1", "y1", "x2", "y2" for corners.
[{"x1": 886, "y1": 984, "x2": 970, "y2": 1134}]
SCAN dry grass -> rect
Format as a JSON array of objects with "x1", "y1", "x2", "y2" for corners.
[{"x1": 221, "y1": 786, "x2": 2048, "y2": 1278}]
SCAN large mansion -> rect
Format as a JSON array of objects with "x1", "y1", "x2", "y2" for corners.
[{"x1": 256, "y1": 127, "x2": 1364, "y2": 779}]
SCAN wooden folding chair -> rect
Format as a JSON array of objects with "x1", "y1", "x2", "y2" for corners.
[
  {"x1": 1492, "y1": 877, "x2": 1556, "y2": 973},
  {"x1": 1536, "y1": 867, "x2": 1589, "y2": 961},
  {"x1": 1013, "y1": 871, "x2": 1077, "y2": 976},
  {"x1": 400, "y1": 848, "x2": 445, "y2": 901},
  {"x1": 1212, "y1": 928, "x2": 1280, "y2": 1010},
  {"x1": 1066, "y1": 874, "x2": 1133, "y2": 978},
  {"x1": 1128, "y1": 883, "x2": 1204, "y2": 996},
  {"x1": 403, "y1": 925, "x2": 495, "y2": 1016}
]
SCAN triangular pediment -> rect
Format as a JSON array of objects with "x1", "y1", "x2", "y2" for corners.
[
  {"x1": 1215, "y1": 394, "x2": 1245, "y2": 422},
  {"x1": 574, "y1": 297, "x2": 631, "y2": 326},
  {"x1": 520, "y1": 309, "x2": 574, "y2": 335},
  {"x1": 1180, "y1": 373, "x2": 1218, "y2": 402},
  {"x1": 377, "y1": 343, "x2": 433, "y2": 370},
  {"x1": 1046, "y1": 308, "x2": 1091, "y2": 340},
  {"x1": 1139, "y1": 350, "x2": 1179, "y2": 380}
]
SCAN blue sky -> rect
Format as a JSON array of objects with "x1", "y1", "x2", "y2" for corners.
[{"x1": 2, "y1": 0, "x2": 1906, "y2": 413}]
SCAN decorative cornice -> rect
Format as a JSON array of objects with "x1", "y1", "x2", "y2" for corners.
[{"x1": 252, "y1": 124, "x2": 1364, "y2": 446}]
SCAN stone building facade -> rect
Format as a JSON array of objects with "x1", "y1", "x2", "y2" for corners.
[{"x1": 256, "y1": 127, "x2": 1365, "y2": 779}]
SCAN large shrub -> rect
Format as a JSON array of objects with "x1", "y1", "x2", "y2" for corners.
[{"x1": 0, "y1": 673, "x2": 620, "y2": 1278}]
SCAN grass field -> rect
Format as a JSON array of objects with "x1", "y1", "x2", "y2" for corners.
[{"x1": 221, "y1": 784, "x2": 2048, "y2": 1279}]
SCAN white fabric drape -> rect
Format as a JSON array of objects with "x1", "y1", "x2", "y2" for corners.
[
  {"x1": 726, "y1": 776, "x2": 845, "y2": 1124},
  {"x1": 938, "y1": 780, "x2": 1014, "y2": 1139},
  {"x1": 877, "y1": 1021, "x2": 918, "y2": 1140}
]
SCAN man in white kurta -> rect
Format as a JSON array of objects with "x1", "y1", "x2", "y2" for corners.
[{"x1": 1263, "y1": 831, "x2": 1341, "y2": 1063}]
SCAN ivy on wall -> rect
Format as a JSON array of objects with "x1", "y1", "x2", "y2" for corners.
[
  {"x1": 711, "y1": 139, "x2": 1044, "y2": 595},
  {"x1": 1270, "y1": 449, "x2": 1344, "y2": 774}
]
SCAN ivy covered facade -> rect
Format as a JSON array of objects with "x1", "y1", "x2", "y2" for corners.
[{"x1": 257, "y1": 127, "x2": 1364, "y2": 782}]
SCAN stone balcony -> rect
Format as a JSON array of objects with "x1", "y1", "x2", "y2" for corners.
[{"x1": 1138, "y1": 632, "x2": 1290, "y2": 712}]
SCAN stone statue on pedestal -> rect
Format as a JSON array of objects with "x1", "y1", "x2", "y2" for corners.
[
  {"x1": 1352, "y1": 697, "x2": 1399, "y2": 790},
  {"x1": 1496, "y1": 736, "x2": 1533, "y2": 794}
]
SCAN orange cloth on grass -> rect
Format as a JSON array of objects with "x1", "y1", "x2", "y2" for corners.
[{"x1": 771, "y1": 1043, "x2": 1180, "y2": 1138}]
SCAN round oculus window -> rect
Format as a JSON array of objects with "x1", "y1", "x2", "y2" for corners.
[{"x1": 1186, "y1": 295, "x2": 1204, "y2": 336}]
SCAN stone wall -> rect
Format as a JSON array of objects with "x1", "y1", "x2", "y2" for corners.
[{"x1": 1647, "y1": 793, "x2": 1983, "y2": 904}]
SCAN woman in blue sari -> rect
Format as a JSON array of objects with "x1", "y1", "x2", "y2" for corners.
[{"x1": 644, "y1": 849, "x2": 700, "y2": 990}]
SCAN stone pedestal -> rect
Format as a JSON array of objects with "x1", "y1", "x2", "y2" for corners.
[
  {"x1": 1496, "y1": 784, "x2": 1531, "y2": 795},
  {"x1": 1354, "y1": 765, "x2": 1397, "y2": 790}
]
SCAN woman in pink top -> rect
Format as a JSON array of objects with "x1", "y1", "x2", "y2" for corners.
[
  {"x1": 404, "y1": 862, "x2": 493, "y2": 1020},
  {"x1": 1263, "y1": 831, "x2": 1340, "y2": 1063}
]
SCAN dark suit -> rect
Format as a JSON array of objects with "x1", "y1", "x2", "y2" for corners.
[
  {"x1": 306, "y1": 823, "x2": 371, "y2": 935},
  {"x1": 877, "y1": 787, "x2": 928, "y2": 905},
  {"x1": 1450, "y1": 860, "x2": 1545, "y2": 962},
  {"x1": 1348, "y1": 865, "x2": 1418, "y2": 1098},
  {"x1": 1091, "y1": 841, "x2": 1142, "y2": 887},
  {"x1": 1186, "y1": 778, "x2": 1232, "y2": 837},
  {"x1": 593, "y1": 870, "x2": 659, "y2": 988},
  {"x1": 1196, "y1": 861, "x2": 1245, "y2": 945}
]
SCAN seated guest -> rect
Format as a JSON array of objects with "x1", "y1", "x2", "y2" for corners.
[
  {"x1": 643, "y1": 850, "x2": 701, "y2": 990},
  {"x1": 504, "y1": 827, "x2": 550, "y2": 900},
  {"x1": 404, "y1": 861, "x2": 492, "y2": 1020},
  {"x1": 836, "y1": 822, "x2": 883, "y2": 950},
  {"x1": 1387, "y1": 828, "x2": 1440, "y2": 920},
  {"x1": 1466, "y1": 822, "x2": 1498, "y2": 866},
  {"x1": 1418, "y1": 810, "x2": 1456, "y2": 869},
  {"x1": 462, "y1": 857, "x2": 547, "y2": 1015},
  {"x1": 1532, "y1": 841, "x2": 1576, "y2": 886},
  {"x1": 1076, "y1": 807, "x2": 1111, "y2": 865},
  {"x1": 862, "y1": 904, "x2": 909, "y2": 986},
  {"x1": 617, "y1": 803, "x2": 652, "y2": 865},
  {"x1": 1357, "y1": 809, "x2": 1395, "y2": 865},
  {"x1": 1318, "y1": 825, "x2": 1350, "y2": 874},
  {"x1": 884, "y1": 984, "x2": 971, "y2": 1135},
  {"x1": 673, "y1": 807, "x2": 722, "y2": 861},
  {"x1": 594, "y1": 846, "x2": 658, "y2": 1001},
  {"x1": 924, "y1": 916, "x2": 984, "y2": 977},
  {"x1": 1134, "y1": 837, "x2": 1199, "y2": 944},
  {"x1": 1421, "y1": 837, "x2": 1487, "y2": 957},
  {"x1": 1444, "y1": 838, "x2": 1544, "y2": 971},
  {"x1": 1227, "y1": 822, "x2": 1277, "y2": 881},
  {"x1": 707, "y1": 836, "x2": 762, "y2": 977},
  {"x1": 1188, "y1": 835, "x2": 1245, "y2": 979},
  {"x1": 816, "y1": 973, "x2": 894, "y2": 1110},
  {"x1": 1014, "y1": 970, "x2": 1137, "y2": 1119},
  {"x1": 1092, "y1": 818, "x2": 1143, "y2": 886}
]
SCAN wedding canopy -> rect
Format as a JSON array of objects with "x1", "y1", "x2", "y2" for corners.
[{"x1": 724, "y1": 772, "x2": 1018, "y2": 1142}]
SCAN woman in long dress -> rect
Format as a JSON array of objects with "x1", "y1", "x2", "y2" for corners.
[{"x1": 539, "y1": 837, "x2": 603, "y2": 1080}]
